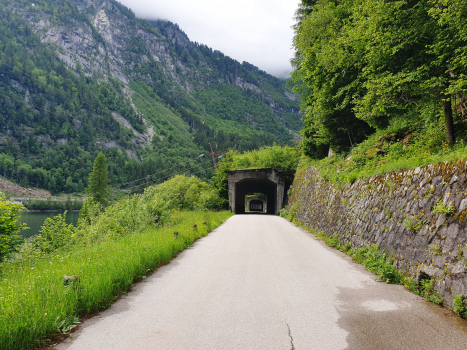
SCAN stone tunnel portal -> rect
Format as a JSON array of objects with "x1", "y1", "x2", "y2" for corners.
[{"x1": 227, "y1": 168, "x2": 293, "y2": 215}]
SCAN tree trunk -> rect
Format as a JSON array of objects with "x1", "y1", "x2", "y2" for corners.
[{"x1": 443, "y1": 97, "x2": 455, "y2": 145}]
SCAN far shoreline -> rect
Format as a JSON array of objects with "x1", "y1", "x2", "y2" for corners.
[{"x1": 23, "y1": 210, "x2": 81, "y2": 213}]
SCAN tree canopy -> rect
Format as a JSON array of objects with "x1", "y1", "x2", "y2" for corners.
[{"x1": 292, "y1": 0, "x2": 467, "y2": 158}]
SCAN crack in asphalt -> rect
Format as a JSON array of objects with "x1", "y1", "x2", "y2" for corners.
[{"x1": 287, "y1": 323, "x2": 295, "y2": 350}]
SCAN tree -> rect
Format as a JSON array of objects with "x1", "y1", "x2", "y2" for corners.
[
  {"x1": 349, "y1": 0, "x2": 455, "y2": 143},
  {"x1": 86, "y1": 152, "x2": 111, "y2": 207},
  {"x1": 428, "y1": 0, "x2": 467, "y2": 144},
  {"x1": 292, "y1": 0, "x2": 375, "y2": 156},
  {"x1": 292, "y1": 0, "x2": 464, "y2": 153}
]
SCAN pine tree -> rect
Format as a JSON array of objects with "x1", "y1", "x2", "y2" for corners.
[{"x1": 86, "y1": 152, "x2": 111, "y2": 207}]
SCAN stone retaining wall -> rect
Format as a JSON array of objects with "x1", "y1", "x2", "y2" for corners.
[{"x1": 288, "y1": 161, "x2": 467, "y2": 308}]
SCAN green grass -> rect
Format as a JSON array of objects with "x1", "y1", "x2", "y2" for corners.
[
  {"x1": 300, "y1": 118, "x2": 467, "y2": 186},
  {"x1": 0, "y1": 210, "x2": 233, "y2": 350}
]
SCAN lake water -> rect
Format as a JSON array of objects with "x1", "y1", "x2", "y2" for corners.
[{"x1": 18, "y1": 211, "x2": 80, "y2": 239}]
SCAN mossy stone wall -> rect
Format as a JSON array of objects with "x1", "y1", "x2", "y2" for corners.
[{"x1": 289, "y1": 161, "x2": 467, "y2": 307}]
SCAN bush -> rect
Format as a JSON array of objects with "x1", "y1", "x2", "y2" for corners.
[
  {"x1": 142, "y1": 175, "x2": 223, "y2": 221},
  {"x1": 453, "y1": 294, "x2": 466, "y2": 317},
  {"x1": 0, "y1": 210, "x2": 233, "y2": 350},
  {"x1": 348, "y1": 244, "x2": 401, "y2": 284},
  {"x1": 0, "y1": 193, "x2": 26, "y2": 261}
]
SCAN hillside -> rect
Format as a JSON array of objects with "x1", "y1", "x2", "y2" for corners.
[{"x1": 0, "y1": 0, "x2": 301, "y2": 193}]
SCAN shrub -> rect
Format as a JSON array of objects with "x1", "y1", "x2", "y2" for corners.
[
  {"x1": 142, "y1": 175, "x2": 223, "y2": 220},
  {"x1": 0, "y1": 193, "x2": 26, "y2": 261},
  {"x1": 348, "y1": 244, "x2": 401, "y2": 284},
  {"x1": 419, "y1": 278, "x2": 444, "y2": 305},
  {"x1": 432, "y1": 199, "x2": 456, "y2": 216},
  {"x1": 453, "y1": 294, "x2": 466, "y2": 317}
]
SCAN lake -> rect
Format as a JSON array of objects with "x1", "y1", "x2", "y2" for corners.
[{"x1": 18, "y1": 211, "x2": 80, "y2": 239}]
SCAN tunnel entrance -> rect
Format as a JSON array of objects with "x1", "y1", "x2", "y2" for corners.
[
  {"x1": 246, "y1": 194, "x2": 267, "y2": 213},
  {"x1": 227, "y1": 168, "x2": 294, "y2": 215},
  {"x1": 249, "y1": 200, "x2": 265, "y2": 212},
  {"x1": 236, "y1": 179, "x2": 276, "y2": 214}
]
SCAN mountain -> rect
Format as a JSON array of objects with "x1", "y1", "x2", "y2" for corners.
[{"x1": 0, "y1": 0, "x2": 301, "y2": 194}]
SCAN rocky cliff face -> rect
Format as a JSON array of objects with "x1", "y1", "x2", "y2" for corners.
[{"x1": 6, "y1": 0, "x2": 300, "y2": 139}]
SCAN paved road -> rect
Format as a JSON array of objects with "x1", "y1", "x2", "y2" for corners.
[{"x1": 56, "y1": 215, "x2": 467, "y2": 350}]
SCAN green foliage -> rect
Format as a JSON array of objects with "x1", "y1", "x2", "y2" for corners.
[
  {"x1": 0, "y1": 171, "x2": 232, "y2": 349},
  {"x1": 0, "y1": 1, "x2": 301, "y2": 196},
  {"x1": 292, "y1": 0, "x2": 467, "y2": 162},
  {"x1": 403, "y1": 276, "x2": 419, "y2": 294},
  {"x1": 280, "y1": 202, "x2": 299, "y2": 222},
  {"x1": 419, "y1": 278, "x2": 445, "y2": 305},
  {"x1": 86, "y1": 153, "x2": 111, "y2": 207},
  {"x1": 37, "y1": 213, "x2": 76, "y2": 253},
  {"x1": 22, "y1": 199, "x2": 83, "y2": 211},
  {"x1": 19, "y1": 212, "x2": 77, "y2": 259},
  {"x1": 302, "y1": 226, "x2": 401, "y2": 284},
  {"x1": 0, "y1": 192, "x2": 26, "y2": 261},
  {"x1": 78, "y1": 198, "x2": 103, "y2": 226},
  {"x1": 194, "y1": 84, "x2": 293, "y2": 143},
  {"x1": 452, "y1": 294, "x2": 466, "y2": 317},
  {"x1": 300, "y1": 119, "x2": 467, "y2": 185},
  {"x1": 0, "y1": 210, "x2": 232, "y2": 350},
  {"x1": 432, "y1": 199, "x2": 456, "y2": 216},
  {"x1": 284, "y1": 215, "x2": 449, "y2": 308},
  {"x1": 428, "y1": 244, "x2": 442, "y2": 256},
  {"x1": 0, "y1": 7, "x2": 149, "y2": 193},
  {"x1": 143, "y1": 175, "x2": 223, "y2": 223},
  {"x1": 403, "y1": 216, "x2": 426, "y2": 233},
  {"x1": 348, "y1": 244, "x2": 401, "y2": 284}
]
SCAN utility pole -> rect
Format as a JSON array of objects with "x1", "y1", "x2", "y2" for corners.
[{"x1": 209, "y1": 143, "x2": 229, "y2": 170}]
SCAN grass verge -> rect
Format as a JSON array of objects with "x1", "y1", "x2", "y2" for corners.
[
  {"x1": 0, "y1": 210, "x2": 233, "y2": 350},
  {"x1": 299, "y1": 118, "x2": 467, "y2": 186}
]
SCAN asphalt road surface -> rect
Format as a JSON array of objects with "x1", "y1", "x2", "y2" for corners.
[{"x1": 56, "y1": 215, "x2": 467, "y2": 350}]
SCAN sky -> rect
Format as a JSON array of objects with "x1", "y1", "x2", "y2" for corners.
[{"x1": 117, "y1": 0, "x2": 299, "y2": 78}]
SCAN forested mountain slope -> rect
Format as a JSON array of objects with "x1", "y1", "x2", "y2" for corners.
[{"x1": 0, "y1": 0, "x2": 301, "y2": 193}]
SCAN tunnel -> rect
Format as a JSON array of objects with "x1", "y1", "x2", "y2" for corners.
[
  {"x1": 227, "y1": 168, "x2": 294, "y2": 215},
  {"x1": 235, "y1": 179, "x2": 276, "y2": 214}
]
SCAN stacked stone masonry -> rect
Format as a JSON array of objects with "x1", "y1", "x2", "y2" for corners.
[{"x1": 289, "y1": 161, "x2": 467, "y2": 308}]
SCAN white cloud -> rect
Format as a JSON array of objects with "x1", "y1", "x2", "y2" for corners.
[{"x1": 116, "y1": 0, "x2": 298, "y2": 78}]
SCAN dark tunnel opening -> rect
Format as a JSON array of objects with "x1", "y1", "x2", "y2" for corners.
[{"x1": 235, "y1": 179, "x2": 277, "y2": 214}]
